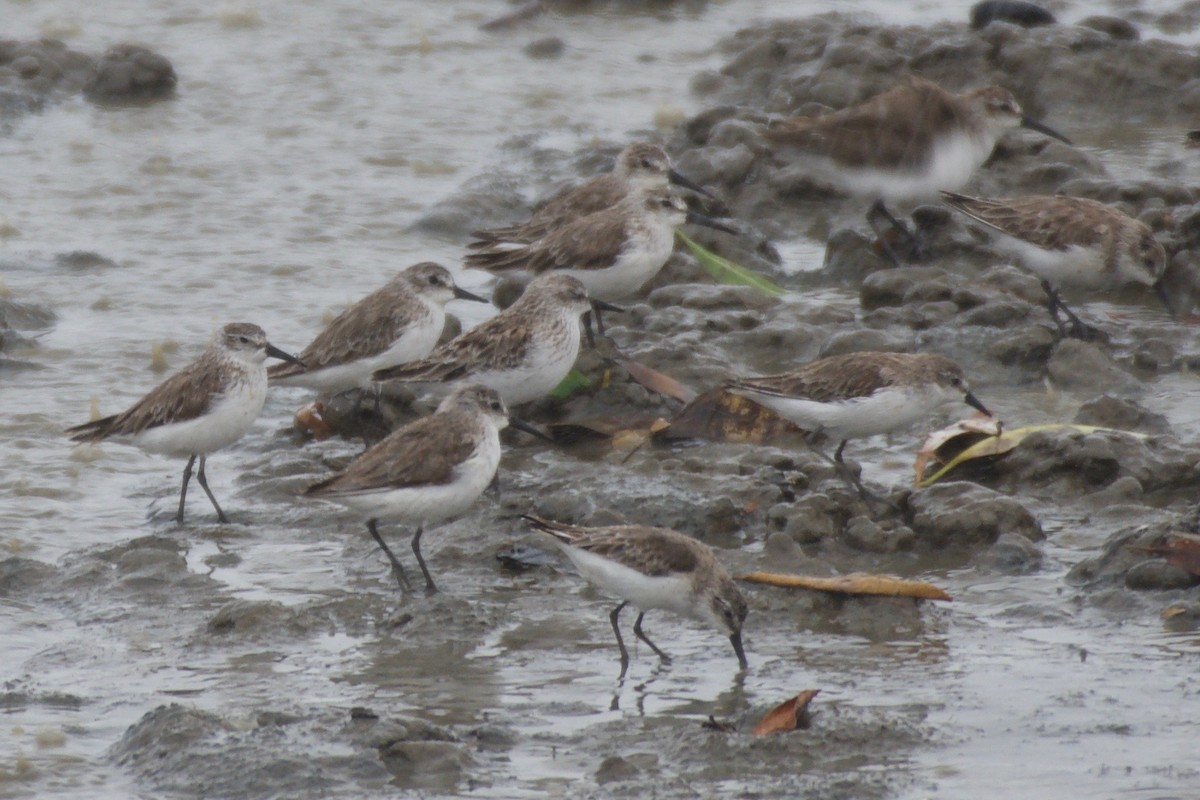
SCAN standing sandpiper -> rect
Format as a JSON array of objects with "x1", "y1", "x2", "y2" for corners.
[
  {"x1": 305, "y1": 384, "x2": 543, "y2": 593},
  {"x1": 269, "y1": 262, "x2": 487, "y2": 394},
  {"x1": 466, "y1": 186, "x2": 737, "y2": 305},
  {"x1": 726, "y1": 352, "x2": 991, "y2": 500},
  {"x1": 371, "y1": 274, "x2": 618, "y2": 407},
  {"x1": 468, "y1": 142, "x2": 715, "y2": 248},
  {"x1": 524, "y1": 515, "x2": 749, "y2": 677},
  {"x1": 941, "y1": 190, "x2": 1170, "y2": 337},
  {"x1": 763, "y1": 76, "x2": 1070, "y2": 260},
  {"x1": 67, "y1": 322, "x2": 304, "y2": 524}
]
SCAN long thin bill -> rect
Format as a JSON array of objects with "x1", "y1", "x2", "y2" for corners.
[
  {"x1": 730, "y1": 631, "x2": 748, "y2": 669},
  {"x1": 1020, "y1": 116, "x2": 1072, "y2": 145},
  {"x1": 453, "y1": 284, "x2": 490, "y2": 303},
  {"x1": 508, "y1": 415, "x2": 553, "y2": 443},
  {"x1": 668, "y1": 168, "x2": 718, "y2": 200},
  {"x1": 964, "y1": 390, "x2": 991, "y2": 417},
  {"x1": 1154, "y1": 280, "x2": 1178, "y2": 319},
  {"x1": 685, "y1": 211, "x2": 739, "y2": 236},
  {"x1": 592, "y1": 299, "x2": 625, "y2": 314},
  {"x1": 266, "y1": 343, "x2": 305, "y2": 368}
]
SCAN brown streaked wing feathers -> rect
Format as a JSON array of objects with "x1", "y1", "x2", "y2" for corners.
[
  {"x1": 942, "y1": 192, "x2": 1119, "y2": 252},
  {"x1": 67, "y1": 349, "x2": 228, "y2": 440},
  {"x1": 465, "y1": 205, "x2": 629, "y2": 274},
  {"x1": 727, "y1": 352, "x2": 915, "y2": 402},
  {"x1": 269, "y1": 285, "x2": 429, "y2": 378},
  {"x1": 304, "y1": 410, "x2": 478, "y2": 495},
  {"x1": 372, "y1": 309, "x2": 534, "y2": 382},
  {"x1": 470, "y1": 174, "x2": 625, "y2": 246},
  {"x1": 527, "y1": 516, "x2": 701, "y2": 577},
  {"x1": 765, "y1": 78, "x2": 961, "y2": 171}
]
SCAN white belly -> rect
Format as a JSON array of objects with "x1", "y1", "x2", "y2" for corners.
[
  {"x1": 131, "y1": 374, "x2": 267, "y2": 457},
  {"x1": 825, "y1": 131, "x2": 995, "y2": 202},
  {"x1": 470, "y1": 321, "x2": 581, "y2": 406},
  {"x1": 562, "y1": 545, "x2": 698, "y2": 620},
  {"x1": 325, "y1": 429, "x2": 500, "y2": 525},
  {"x1": 993, "y1": 234, "x2": 1115, "y2": 290},
  {"x1": 559, "y1": 227, "x2": 676, "y2": 301},
  {"x1": 742, "y1": 385, "x2": 954, "y2": 441},
  {"x1": 275, "y1": 308, "x2": 445, "y2": 393}
]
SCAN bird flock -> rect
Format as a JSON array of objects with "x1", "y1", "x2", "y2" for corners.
[{"x1": 66, "y1": 66, "x2": 1175, "y2": 675}]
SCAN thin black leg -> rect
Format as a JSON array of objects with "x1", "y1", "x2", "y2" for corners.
[
  {"x1": 610, "y1": 601, "x2": 631, "y2": 678},
  {"x1": 410, "y1": 525, "x2": 438, "y2": 594},
  {"x1": 195, "y1": 455, "x2": 229, "y2": 523},
  {"x1": 367, "y1": 519, "x2": 412, "y2": 592},
  {"x1": 867, "y1": 199, "x2": 911, "y2": 267},
  {"x1": 1041, "y1": 280, "x2": 1100, "y2": 341},
  {"x1": 632, "y1": 612, "x2": 671, "y2": 663},
  {"x1": 176, "y1": 454, "x2": 196, "y2": 524},
  {"x1": 583, "y1": 308, "x2": 597, "y2": 349}
]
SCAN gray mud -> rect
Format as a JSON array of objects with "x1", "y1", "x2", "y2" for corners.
[{"x1": 4, "y1": 2, "x2": 1200, "y2": 799}]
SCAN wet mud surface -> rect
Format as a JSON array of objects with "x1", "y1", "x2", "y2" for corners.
[{"x1": 4, "y1": 2, "x2": 1200, "y2": 798}]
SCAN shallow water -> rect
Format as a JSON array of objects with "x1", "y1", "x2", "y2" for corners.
[{"x1": 3, "y1": 1, "x2": 1200, "y2": 798}]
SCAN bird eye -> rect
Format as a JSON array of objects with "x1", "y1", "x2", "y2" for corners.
[
  {"x1": 490, "y1": 400, "x2": 502, "y2": 411},
  {"x1": 238, "y1": 335, "x2": 250, "y2": 344}
]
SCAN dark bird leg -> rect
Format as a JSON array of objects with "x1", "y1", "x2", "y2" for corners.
[
  {"x1": 410, "y1": 525, "x2": 438, "y2": 594},
  {"x1": 867, "y1": 199, "x2": 919, "y2": 267},
  {"x1": 582, "y1": 308, "x2": 598, "y2": 349},
  {"x1": 195, "y1": 455, "x2": 229, "y2": 524},
  {"x1": 367, "y1": 519, "x2": 412, "y2": 592},
  {"x1": 486, "y1": 473, "x2": 501, "y2": 499},
  {"x1": 1040, "y1": 280, "x2": 1101, "y2": 341},
  {"x1": 176, "y1": 454, "x2": 196, "y2": 524},
  {"x1": 610, "y1": 600, "x2": 631, "y2": 678},
  {"x1": 632, "y1": 612, "x2": 671, "y2": 663},
  {"x1": 804, "y1": 439, "x2": 895, "y2": 510}
]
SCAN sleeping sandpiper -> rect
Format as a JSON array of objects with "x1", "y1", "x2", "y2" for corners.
[
  {"x1": 68, "y1": 322, "x2": 304, "y2": 524},
  {"x1": 941, "y1": 190, "x2": 1169, "y2": 337},
  {"x1": 468, "y1": 142, "x2": 715, "y2": 248},
  {"x1": 371, "y1": 274, "x2": 617, "y2": 406},
  {"x1": 524, "y1": 514, "x2": 749, "y2": 677},
  {"x1": 763, "y1": 76, "x2": 1070, "y2": 261},
  {"x1": 269, "y1": 262, "x2": 487, "y2": 394},
  {"x1": 726, "y1": 352, "x2": 991, "y2": 500},
  {"x1": 305, "y1": 384, "x2": 544, "y2": 593}
]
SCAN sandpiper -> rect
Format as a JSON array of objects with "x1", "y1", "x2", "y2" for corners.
[
  {"x1": 305, "y1": 384, "x2": 543, "y2": 593},
  {"x1": 523, "y1": 514, "x2": 749, "y2": 677},
  {"x1": 67, "y1": 322, "x2": 304, "y2": 524},
  {"x1": 268, "y1": 262, "x2": 487, "y2": 394},
  {"x1": 941, "y1": 190, "x2": 1170, "y2": 337},
  {"x1": 762, "y1": 76, "x2": 1070, "y2": 261},
  {"x1": 726, "y1": 352, "x2": 991, "y2": 500},
  {"x1": 468, "y1": 142, "x2": 715, "y2": 248},
  {"x1": 466, "y1": 186, "x2": 737, "y2": 304},
  {"x1": 371, "y1": 274, "x2": 618, "y2": 406}
]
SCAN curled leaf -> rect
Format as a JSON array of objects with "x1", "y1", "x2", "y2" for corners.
[
  {"x1": 737, "y1": 571, "x2": 952, "y2": 601},
  {"x1": 293, "y1": 401, "x2": 333, "y2": 440},
  {"x1": 620, "y1": 359, "x2": 698, "y2": 403},
  {"x1": 916, "y1": 423, "x2": 1147, "y2": 487},
  {"x1": 751, "y1": 690, "x2": 820, "y2": 736}
]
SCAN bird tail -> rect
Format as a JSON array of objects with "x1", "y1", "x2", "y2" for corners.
[
  {"x1": 521, "y1": 514, "x2": 588, "y2": 545},
  {"x1": 66, "y1": 415, "x2": 118, "y2": 443}
]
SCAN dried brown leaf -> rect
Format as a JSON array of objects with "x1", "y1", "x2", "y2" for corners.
[
  {"x1": 620, "y1": 359, "x2": 698, "y2": 403},
  {"x1": 737, "y1": 571, "x2": 952, "y2": 601},
  {"x1": 750, "y1": 689, "x2": 820, "y2": 736},
  {"x1": 293, "y1": 401, "x2": 333, "y2": 441}
]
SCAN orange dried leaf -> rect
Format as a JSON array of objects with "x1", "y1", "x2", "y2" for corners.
[
  {"x1": 620, "y1": 359, "x2": 698, "y2": 403},
  {"x1": 293, "y1": 401, "x2": 333, "y2": 440},
  {"x1": 913, "y1": 415, "x2": 1002, "y2": 485},
  {"x1": 546, "y1": 414, "x2": 663, "y2": 446},
  {"x1": 751, "y1": 689, "x2": 820, "y2": 736},
  {"x1": 737, "y1": 571, "x2": 952, "y2": 601}
]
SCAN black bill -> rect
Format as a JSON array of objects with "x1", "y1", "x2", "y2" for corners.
[
  {"x1": 591, "y1": 299, "x2": 625, "y2": 314},
  {"x1": 685, "y1": 211, "x2": 739, "y2": 236},
  {"x1": 453, "y1": 284, "x2": 490, "y2": 303},
  {"x1": 266, "y1": 343, "x2": 305, "y2": 368},
  {"x1": 668, "y1": 168, "x2": 718, "y2": 201},
  {"x1": 1020, "y1": 116, "x2": 1072, "y2": 145},
  {"x1": 1154, "y1": 280, "x2": 1178, "y2": 319},
  {"x1": 508, "y1": 415, "x2": 554, "y2": 443},
  {"x1": 964, "y1": 390, "x2": 991, "y2": 417},
  {"x1": 730, "y1": 631, "x2": 749, "y2": 670}
]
